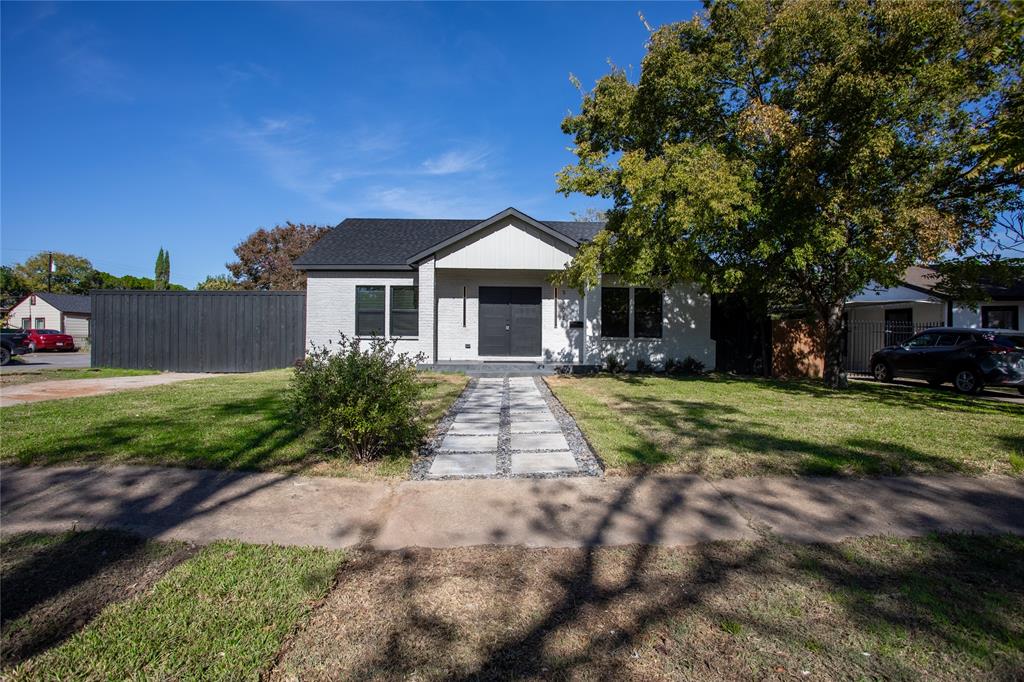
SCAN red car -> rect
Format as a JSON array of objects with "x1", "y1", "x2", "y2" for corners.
[{"x1": 24, "y1": 329, "x2": 76, "y2": 352}]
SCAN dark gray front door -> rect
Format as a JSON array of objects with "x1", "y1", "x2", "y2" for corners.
[{"x1": 478, "y1": 286, "x2": 542, "y2": 356}]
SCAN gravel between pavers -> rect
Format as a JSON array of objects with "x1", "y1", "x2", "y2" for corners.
[{"x1": 410, "y1": 376, "x2": 602, "y2": 481}]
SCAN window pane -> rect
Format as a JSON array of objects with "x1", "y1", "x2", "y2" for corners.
[
  {"x1": 356, "y1": 286, "x2": 385, "y2": 310},
  {"x1": 935, "y1": 334, "x2": 960, "y2": 347},
  {"x1": 633, "y1": 288, "x2": 663, "y2": 338},
  {"x1": 389, "y1": 286, "x2": 418, "y2": 336},
  {"x1": 601, "y1": 288, "x2": 629, "y2": 338},
  {"x1": 982, "y1": 306, "x2": 1019, "y2": 330},
  {"x1": 391, "y1": 286, "x2": 418, "y2": 311},
  {"x1": 34, "y1": 318, "x2": 45, "y2": 329},
  {"x1": 356, "y1": 312, "x2": 385, "y2": 336},
  {"x1": 356, "y1": 286, "x2": 385, "y2": 336},
  {"x1": 391, "y1": 311, "x2": 418, "y2": 336}
]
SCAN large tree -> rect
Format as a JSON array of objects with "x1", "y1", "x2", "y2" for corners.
[
  {"x1": 557, "y1": 0, "x2": 1022, "y2": 387},
  {"x1": 13, "y1": 252, "x2": 95, "y2": 294},
  {"x1": 226, "y1": 222, "x2": 328, "y2": 290}
]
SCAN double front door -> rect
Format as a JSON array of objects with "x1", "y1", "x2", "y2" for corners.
[{"x1": 478, "y1": 286, "x2": 542, "y2": 356}]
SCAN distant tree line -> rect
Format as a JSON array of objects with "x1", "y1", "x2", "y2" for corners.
[{"x1": 0, "y1": 250, "x2": 186, "y2": 309}]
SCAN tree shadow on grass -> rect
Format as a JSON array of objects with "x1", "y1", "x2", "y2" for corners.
[
  {"x1": 295, "y1": 474, "x2": 1024, "y2": 680},
  {"x1": 598, "y1": 391, "x2": 970, "y2": 477},
  {"x1": 1, "y1": 530, "x2": 197, "y2": 667}
]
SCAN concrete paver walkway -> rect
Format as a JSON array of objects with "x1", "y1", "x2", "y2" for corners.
[
  {"x1": 0, "y1": 373, "x2": 215, "y2": 407},
  {"x1": 428, "y1": 377, "x2": 581, "y2": 478},
  {"x1": 3, "y1": 465, "x2": 1022, "y2": 550}
]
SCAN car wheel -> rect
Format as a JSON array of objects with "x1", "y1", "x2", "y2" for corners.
[
  {"x1": 953, "y1": 369, "x2": 982, "y2": 395},
  {"x1": 27, "y1": 342, "x2": 36, "y2": 353},
  {"x1": 872, "y1": 361, "x2": 893, "y2": 383},
  {"x1": 0, "y1": 347, "x2": 10, "y2": 366}
]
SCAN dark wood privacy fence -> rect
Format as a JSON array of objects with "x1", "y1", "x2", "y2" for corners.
[{"x1": 91, "y1": 290, "x2": 306, "y2": 372}]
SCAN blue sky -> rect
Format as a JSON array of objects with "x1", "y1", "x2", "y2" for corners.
[{"x1": 1, "y1": 1, "x2": 700, "y2": 287}]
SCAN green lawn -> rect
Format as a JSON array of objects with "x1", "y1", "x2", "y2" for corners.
[
  {"x1": 547, "y1": 374, "x2": 1024, "y2": 477},
  {"x1": 0, "y1": 369, "x2": 467, "y2": 478},
  {"x1": 5, "y1": 534, "x2": 343, "y2": 680},
  {"x1": 0, "y1": 367, "x2": 159, "y2": 387}
]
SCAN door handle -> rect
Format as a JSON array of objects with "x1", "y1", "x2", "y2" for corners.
[{"x1": 505, "y1": 325, "x2": 510, "y2": 331}]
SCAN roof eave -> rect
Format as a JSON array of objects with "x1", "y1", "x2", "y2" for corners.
[{"x1": 296, "y1": 263, "x2": 416, "y2": 271}]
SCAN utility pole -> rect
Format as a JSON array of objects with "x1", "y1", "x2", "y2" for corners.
[{"x1": 47, "y1": 252, "x2": 53, "y2": 293}]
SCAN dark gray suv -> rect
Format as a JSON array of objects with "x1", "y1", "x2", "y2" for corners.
[{"x1": 869, "y1": 327, "x2": 1024, "y2": 395}]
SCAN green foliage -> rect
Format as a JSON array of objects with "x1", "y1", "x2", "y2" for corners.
[
  {"x1": 665, "y1": 356, "x2": 706, "y2": 376},
  {"x1": 90, "y1": 270, "x2": 185, "y2": 291},
  {"x1": 557, "y1": 0, "x2": 1022, "y2": 386},
  {"x1": 0, "y1": 266, "x2": 30, "y2": 310},
  {"x1": 290, "y1": 335, "x2": 427, "y2": 462},
  {"x1": 603, "y1": 354, "x2": 626, "y2": 374},
  {"x1": 13, "y1": 252, "x2": 95, "y2": 294},
  {"x1": 196, "y1": 274, "x2": 241, "y2": 291},
  {"x1": 153, "y1": 248, "x2": 170, "y2": 290}
]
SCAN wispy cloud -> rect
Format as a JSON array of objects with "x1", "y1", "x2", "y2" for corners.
[
  {"x1": 421, "y1": 147, "x2": 490, "y2": 175},
  {"x1": 224, "y1": 113, "x2": 503, "y2": 217}
]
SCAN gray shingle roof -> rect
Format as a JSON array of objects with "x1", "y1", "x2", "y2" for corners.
[
  {"x1": 293, "y1": 213, "x2": 605, "y2": 269},
  {"x1": 36, "y1": 293, "x2": 91, "y2": 314}
]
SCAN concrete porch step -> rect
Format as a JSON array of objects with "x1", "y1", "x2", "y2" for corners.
[{"x1": 421, "y1": 362, "x2": 559, "y2": 376}]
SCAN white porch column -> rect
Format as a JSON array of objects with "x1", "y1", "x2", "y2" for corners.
[{"x1": 418, "y1": 257, "x2": 436, "y2": 363}]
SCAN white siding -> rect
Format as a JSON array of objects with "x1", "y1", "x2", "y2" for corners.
[
  {"x1": 846, "y1": 301, "x2": 946, "y2": 325},
  {"x1": 435, "y1": 218, "x2": 575, "y2": 270},
  {"x1": 582, "y1": 279, "x2": 715, "y2": 370},
  {"x1": 7, "y1": 297, "x2": 62, "y2": 331},
  {"x1": 305, "y1": 271, "x2": 426, "y2": 358},
  {"x1": 952, "y1": 300, "x2": 1024, "y2": 330}
]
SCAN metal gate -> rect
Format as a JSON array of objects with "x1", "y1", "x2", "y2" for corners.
[
  {"x1": 845, "y1": 320, "x2": 943, "y2": 374},
  {"x1": 91, "y1": 290, "x2": 306, "y2": 372}
]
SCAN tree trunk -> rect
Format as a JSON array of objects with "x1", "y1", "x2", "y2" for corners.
[{"x1": 822, "y1": 301, "x2": 848, "y2": 389}]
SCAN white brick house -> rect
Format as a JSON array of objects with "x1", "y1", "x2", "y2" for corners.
[{"x1": 295, "y1": 207, "x2": 715, "y2": 369}]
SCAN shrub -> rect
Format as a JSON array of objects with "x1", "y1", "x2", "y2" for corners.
[
  {"x1": 604, "y1": 354, "x2": 626, "y2": 374},
  {"x1": 636, "y1": 359, "x2": 652, "y2": 373},
  {"x1": 665, "y1": 356, "x2": 706, "y2": 376},
  {"x1": 290, "y1": 335, "x2": 426, "y2": 462}
]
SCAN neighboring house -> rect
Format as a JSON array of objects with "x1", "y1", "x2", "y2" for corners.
[
  {"x1": 294, "y1": 207, "x2": 715, "y2": 369},
  {"x1": 842, "y1": 265, "x2": 1023, "y2": 373},
  {"x1": 847, "y1": 265, "x2": 1024, "y2": 331},
  {"x1": 7, "y1": 293, "x2": 92, "y2": 340}
]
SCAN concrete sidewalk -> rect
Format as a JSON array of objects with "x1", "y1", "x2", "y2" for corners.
[
  {"x1": 0, "y1": 373, "x2": 214, "y2": 407},
  {"x1": 3, "y1": 465, "x2": 1022, "y2": 550}
]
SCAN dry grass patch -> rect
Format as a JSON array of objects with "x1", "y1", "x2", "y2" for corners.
[{"x1": 273, "y1": 534, "x2": 1024, "y2": 681}]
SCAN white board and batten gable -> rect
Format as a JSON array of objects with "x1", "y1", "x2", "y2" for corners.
[{"x1": 432, "y1": 215, "x2": 575, "y2": 270}]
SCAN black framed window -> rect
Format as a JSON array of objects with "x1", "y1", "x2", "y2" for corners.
[
  {"x1": 601, "y1": 287, "x2": 630, "y2": 338},
  {"x1": 390, "y1": 286, "x2": 419, "y2": 336},
  {"x1": 355, "y1": 285, "x2": 385, "y2": 336},
  {"x1": 981, "y1": 305, "x2": 1019, "y2": 330},
  {"x1": 633, "y1": 288, "x2": 663, "y2": 338}
]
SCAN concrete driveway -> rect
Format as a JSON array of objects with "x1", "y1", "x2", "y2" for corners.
[{"x1": 2, "y1": 350, "x2": 91, "y2": 374}]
